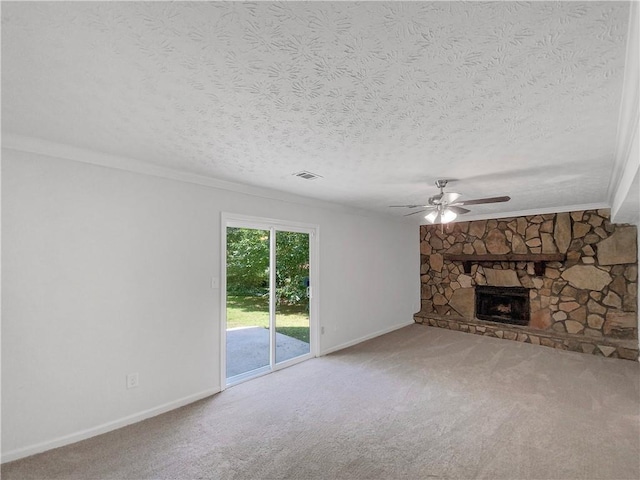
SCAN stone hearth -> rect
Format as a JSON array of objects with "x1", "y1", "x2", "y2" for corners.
[{"x1": 414, "y1": 209, "x2": 639, "y2": 361}]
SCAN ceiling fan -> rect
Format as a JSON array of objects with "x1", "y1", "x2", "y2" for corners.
[{"x1": 390, "y1": 179, "x2": 511, "y2": 224}]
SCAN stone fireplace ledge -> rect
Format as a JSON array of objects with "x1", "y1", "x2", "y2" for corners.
[{"x1": 414, "y1": 312, "x2": 639, "y2": 361}]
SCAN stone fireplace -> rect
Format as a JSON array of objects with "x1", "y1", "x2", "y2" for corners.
[
  {"x1": 475, "y1": 286, "x2": 530, "y2": 326},
  {"x1": 414, "y1": 209, "x2": 639, "y2": 361}
]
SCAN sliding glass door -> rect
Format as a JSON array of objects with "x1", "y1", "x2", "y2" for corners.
[{"x1": 223, "y1": 217, "x2": 315, "y2": 386}]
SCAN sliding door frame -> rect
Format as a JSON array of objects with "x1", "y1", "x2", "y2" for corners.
[{"x1": 220, "y1": 212, "x2": 320, "y2": 390}]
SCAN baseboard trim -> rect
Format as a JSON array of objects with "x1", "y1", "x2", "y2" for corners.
[
  {"x1": 320, "y1": 320, "x2": 415, "y2": 356},
  {"x1": 1, "y1": 387, "x2": 220, "y2": 464}
]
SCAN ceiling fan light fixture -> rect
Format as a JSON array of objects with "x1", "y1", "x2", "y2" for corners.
[
  {"x1": 441, "y1": 209, "x2": 457, "y2": 223},
  {"x1": 425, "y1": 210, "x2": 439, "y2": 223}
]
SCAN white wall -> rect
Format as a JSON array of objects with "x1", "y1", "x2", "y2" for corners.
[{"x1": 1, "y1": 148, "x2": 419, "y2": 461}]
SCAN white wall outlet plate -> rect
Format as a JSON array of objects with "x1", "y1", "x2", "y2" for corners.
[
  {"x1": 211, "y1": 276, "x2": 220, "y2": 289},
  {"x1": 126, "y1": 373, "x2": 139, "y2": 389}
]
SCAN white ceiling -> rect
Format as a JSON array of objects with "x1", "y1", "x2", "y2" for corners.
[{"x1": 1, "y1": 1, "x2": 634, "y2": 222}]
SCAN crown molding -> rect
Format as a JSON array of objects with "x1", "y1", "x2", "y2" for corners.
[
  {"x1": 0, "y1": 133, "x2": 619, "y2": 226},
  {"x1": 607, "y1": 1, "x2": 640, "y2": 216},
  {"x1": 1, "y1": 132, "x2": 392, "y2": 222}
]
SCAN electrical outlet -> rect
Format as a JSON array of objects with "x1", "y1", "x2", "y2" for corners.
[
  {"x1": 321, "y1": 326, "x2": 325, "y2": 334},
  {"x1": 126, "y1": 373, "x2": 139, "y2": 389},
  {"x1": 211, "y1": 277, "x2": 219, "y2": 289}
]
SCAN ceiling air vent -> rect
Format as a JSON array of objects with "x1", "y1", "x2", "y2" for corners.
[{"x1": 293, "y1": 170, "x2": 323, "y2": 180}]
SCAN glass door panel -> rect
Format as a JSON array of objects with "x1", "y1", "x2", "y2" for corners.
[
  {"x1": 275, "y1": 231, "x2": 311, "y2": 364},
  {"x1": 225, "y1": 227, "x2": 271, "y2": 380}
]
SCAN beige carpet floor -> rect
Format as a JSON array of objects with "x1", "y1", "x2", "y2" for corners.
[{"x1": 3, "y1": 324, "x2": 639, "y2": 480}]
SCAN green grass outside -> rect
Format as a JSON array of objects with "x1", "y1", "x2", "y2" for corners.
[{"x1": 226, "y1": 295, "x2": 310, "y2": 343}]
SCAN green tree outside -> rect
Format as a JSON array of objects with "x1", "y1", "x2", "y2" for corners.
[
  {"x1": 226, "y1": 228, "x2": 310, "y2": 343},
  {"x1": 226, "y1": 228, "x2": 309, "y2": 305},
  {"x1": 226, "y1": 228, "x2": 270, "y2": 296}
]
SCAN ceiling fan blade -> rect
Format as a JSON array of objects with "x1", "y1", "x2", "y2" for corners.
[
  {"x1": 441, "y1": 192, "x2": 461, "y2": 204},
  {"x1": 404, "y1": 209, "x2": 432, "y2": 217},
  {"x1": 458, "y1": 196, "x2": 511, "y2": 206},
  {"x1": 448, "y1": 206, "x2": 471, "y2": 214},
  {"x1": 389, "y1": 204, "x2": 426, "y2": 208}
]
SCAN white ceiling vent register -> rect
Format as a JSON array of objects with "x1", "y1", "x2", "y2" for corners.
[{"x1": 293, "y1": 171, "x2": 323, "y2": 180}]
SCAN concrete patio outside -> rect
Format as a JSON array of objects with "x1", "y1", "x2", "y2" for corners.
[{"x1": 226, "y1": 326, "x2": 310, "y2": 378}]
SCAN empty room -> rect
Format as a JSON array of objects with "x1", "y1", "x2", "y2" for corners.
[{"x1": 2, "y1": 1, "x2": 639, "y2": 479}]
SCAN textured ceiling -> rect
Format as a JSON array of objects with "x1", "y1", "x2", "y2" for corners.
[{"x1": 1, "y1": 1, "x2": 631, "y2": 221}]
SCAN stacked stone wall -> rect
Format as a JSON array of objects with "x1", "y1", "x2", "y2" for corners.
[{"x1": 416, "y1": 209, "x2": 638, "y2": 360}]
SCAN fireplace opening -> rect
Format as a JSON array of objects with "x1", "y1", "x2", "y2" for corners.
[{"x1": 475, "y1": 286, "x2": 530, "y2": 326}]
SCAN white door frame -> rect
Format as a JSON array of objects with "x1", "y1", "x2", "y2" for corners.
[{"x1": 220, "y1": 212, "x2": 320, "y2": 389}]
